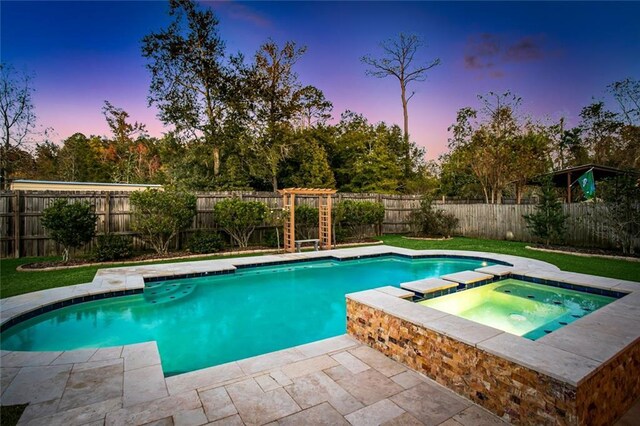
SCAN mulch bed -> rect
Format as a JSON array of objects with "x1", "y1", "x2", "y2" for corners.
[{"x1": 528, "y1": 244, "x2": 640, "y2": 260}]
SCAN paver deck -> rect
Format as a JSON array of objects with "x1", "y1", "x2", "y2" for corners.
[{"x1": 1, "y1": 335, "x2": 513, "y2": 426}]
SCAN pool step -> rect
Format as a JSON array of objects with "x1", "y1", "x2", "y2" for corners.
[{"x1": 144, "y1": 282, "x2": 196, "y2": 305}]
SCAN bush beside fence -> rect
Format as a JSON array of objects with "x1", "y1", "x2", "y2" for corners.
[{"x1": 0, "y1": 190, "x2": 634, "y2": 258}]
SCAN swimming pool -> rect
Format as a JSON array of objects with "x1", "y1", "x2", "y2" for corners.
[
  {"x1": 0, "y1": 255, "x2": 493, "y2": 375},
  {"x1": 419, "y1": 278, "x2": 616, "y2": 339}
]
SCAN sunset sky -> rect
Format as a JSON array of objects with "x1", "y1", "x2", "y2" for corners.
[{"x1": 2, "y1": 1, "x2": 639, "y2": 160}]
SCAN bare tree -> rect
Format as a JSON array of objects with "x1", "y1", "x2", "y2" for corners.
[
  {"x1": 0, "y1": 63, "x2": 36, "y2": 188},
  {"x1": 361, "y1": 33, "x2": 440, "y2": 177}
]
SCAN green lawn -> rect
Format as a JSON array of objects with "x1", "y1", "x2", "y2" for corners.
[
  {"x1": 379, "y1": 235, "x2": 639, "y2": 282},
  {"x1": 1, "y1": 236, "x2": 638, "y2": 299}
]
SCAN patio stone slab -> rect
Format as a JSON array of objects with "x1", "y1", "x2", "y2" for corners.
[
  {"x1": 207, "y1": 414, "x2": 244, "y2": 426},
  {"x1": 88, "y1": 346, "x2": 123, "y2": 362},
  {"x1": 348, "y1": 345, "x2": 406, "y2": 377},
  {"x1": 225, "y1": 378, "x2": 301, "y2": 426},
  {"x1": 389, "y1": 371, "x2": 425, "y2": 390},
  {"x1": 284, "y1": 371, "x2": 363, "y2": 415},
  {"x1": 278, "y1": 402, "x2": 349, "y2": 426},
  {"x1": 199, "y1": 386, "x2": 237, "y2": 422},
  {"x1": 344, "y1": 398, "x2": 405, "y2": 426},
  {"x1": 50, "y1": 349, "x2": 98, "y2": 365},
  {"x1": 58, "y1": 362, "x2": 123, "y2": 411},
  {"x1": 374, "y1": 286, "x2": 414, "y2": 299},
  {"x1": 280, "y1": 354, "x2": 338, "y2": 379},
  {"x1": 441, "y1": 271, "x2": 493, "y2": 286},
  {"x1": 71, "y1": 357, "x2": 122, "y2": 373},
  {"x1": 106, "y1": 391, "x2": 201, "y2": 426},
  {"x1": 24, "y1": 396, "x2": 122, "y2": 426},
  {"x1": 172, "y1": 407, "x2": 208, "y2": 426},
  {"x1": 122, "y1": 341, "x2": 161, "y2": 371},
  {"x1": 165, "y1": 361, "x2": 244, "y2": 395},
  {"x1": 389, "y1": 382, "x2": 471, "y2": 425},
  {"x1": 294, "y1": 335, "x2": 359, "y2": 358},
  {"x1": 331, "y1": 351, "x2": 370, "y2": 374},
  {"x1": 400, "y1": 278, "x2": 457, "y2": 294},
  {"x1": 0, "y1": 366, "x2": 21, "y2": 393},
  {"x1": 123, "y1": 364, "x2": 168, "y2": 407},
  {"x1": 1, "y1": 364, "x2": 72, "y2": 405},
  {"x1": 237, "y1": 348, "x2": 305, "y2": 375},
  {"x1": 0, "y1": 351, "x2": 63, "y2": 368},
  {"x1": 335, "y1": 368, "x2": 404, "y2": 406},
  {"x1": 381, "y1": 412, "x2": 424, "y2": 426},
  {"x1": 451, "y1": 405, "x2": 510, "y2": 425},
  {"x1": 17, "y1": 398, "x2": 60, "y2": 424},
  {"x1": 255, "y1": 374, "x2": 282, "y2": 392}
]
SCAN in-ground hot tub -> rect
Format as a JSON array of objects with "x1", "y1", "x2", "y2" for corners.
[{"x1": 347, "y1": 267, "x2": 640, "y2": 425}]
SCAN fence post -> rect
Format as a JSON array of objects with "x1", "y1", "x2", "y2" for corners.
[
  {"x1": 104, "y1": 192, "x2": 111, "y2": 234},
  {"x1": 13, "y1": 190, "x2": 21, "y2": 258}
]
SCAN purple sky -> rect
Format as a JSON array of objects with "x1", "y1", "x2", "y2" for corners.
[{"x1": 2, "y1": 1, "x2": 639, "y2": 160}]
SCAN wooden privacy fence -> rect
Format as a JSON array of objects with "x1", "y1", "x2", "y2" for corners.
[{"x1": 0, "y1": 190, "x2": 630, "y2": 258}]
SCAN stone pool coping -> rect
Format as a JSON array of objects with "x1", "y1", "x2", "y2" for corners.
[{"x1": 0, "y1": 244, "x2": 557, "y2": 328}]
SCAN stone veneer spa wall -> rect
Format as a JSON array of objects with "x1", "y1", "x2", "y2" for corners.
[{"x1": 346, "y1": 298, "x2": 640, "y2": 426}]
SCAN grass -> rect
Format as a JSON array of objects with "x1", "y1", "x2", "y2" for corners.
[
  {"x1": 379, "y1": 235, "x2": 640, "y2": 282},
  {"x1": 1, "y1": 404, "x2": 28, "y2": 426},
  {"x1": 0, "y1": 251, "x2": 270, "y2": 299},
  {"x1": 1, "y1": 236, "x2": 638, "y2": 299}
]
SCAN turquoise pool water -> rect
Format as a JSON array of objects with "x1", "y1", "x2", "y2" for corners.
[
  {"x1": 0, "y1": 255, "x2": 492, "y2": 375},
  {"x1": 420, "y1": 279, "x2": 615, "y2": 339}
]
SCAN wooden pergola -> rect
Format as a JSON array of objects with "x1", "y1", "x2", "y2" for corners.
[{"x1": 278, "y1": 188, "x2": 337, "y2": 253}]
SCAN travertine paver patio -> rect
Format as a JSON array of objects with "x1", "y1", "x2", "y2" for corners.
[{"x1": 1, "y1": 335, "x2": 513, "y2": 425}]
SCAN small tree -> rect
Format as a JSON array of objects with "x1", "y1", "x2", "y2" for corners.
[
  {"x1": 335, "y1": 200, "x2": 385, "y2": 240},
  {"x1": 409, "y1": 196, "x2": 458, "y2": 238},
  {"x1": 41, "y1": 200, "x2": 97, "y2": 262},
  {"x1": 523, "y1": 177, "x2": 568, "y2": 246},
  {"x1": 130, "y1": 189, "x2": 197, "y2": 254},
  {"x1": 214, "y1": 198, "x2": 268, "y2": 247},
  {"x1": 295, "y1": 204, "x2": 319, "y2": 240},
  {"x1": 597, "y1": 176, "x2": 640, "y2": 254}
]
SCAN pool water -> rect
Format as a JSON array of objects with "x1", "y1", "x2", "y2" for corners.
[
  {"x1": 0, "y1": 255, "x2": 492, "y2": 376},
  {"x1": 419, "y1": 279, "x2": 616, "y2": 339}
]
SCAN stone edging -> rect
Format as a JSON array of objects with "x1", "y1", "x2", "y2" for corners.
[{"x1": 525, "y1": 245, "x2": 640, "y2": 262}]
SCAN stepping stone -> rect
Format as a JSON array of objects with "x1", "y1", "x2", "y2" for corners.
[
  {"x1": 374, "y1": 286, "x2": 414, "y2": 299},
  {"x1": 440, "y1": 271, "x2": 493, "y2": 287},
  {"x1": 400, "y1": 278, "x2": 457, "y2": 296},
  {"x1": 475, "y1": 265, "x2": 514, "y2": 277}
]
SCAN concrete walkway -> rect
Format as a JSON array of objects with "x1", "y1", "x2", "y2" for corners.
[{"x1": 2, "y1": 335, "x2": 511, "y2": 426}]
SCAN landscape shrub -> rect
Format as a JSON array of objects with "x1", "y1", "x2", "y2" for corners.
[
  {"x1": 523, "y1": 177, "x2": 568, "y2": 246},
  {"x1": 93, "y1": 234, "x2": 133, "y2": 261},
  {"x1": 295, "y1": 204, "x2": 319, "y2": 239},
  {"x1": 334, "y1": 200, "x2": 385, "y2": 240},
  {"x1": 213, "y1": 198, "x2": 269, "y2": 247},
  {"x1": 130, "y1": 189, "x2": 197, "y2": 254},
  {"x1": 187, "y1": 231, "x2": 224, "y2": 254},
  {"x1": 409, "y1": 196, "x2": 459, "y2": 238},
  {"x1": 41, "y1": 200, "x2": 97, "y2": 262},
  {"x1": 594, "y1": 176, "x2": 640, "y2": 254}
]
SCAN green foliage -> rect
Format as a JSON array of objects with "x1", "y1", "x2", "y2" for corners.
[
  {"x1": 92, "y1": 234, "x2": 133, "y2": 262},
  {"x1": 295, "y1": 204, "x2": 319, "y2": 239},
  {"x1": 523, "y1": 177, "x2": 568, "y2": 246},
  {"x1": 187, "y1": 231, "x2": 224, "y2": 254},
  {"x1": 334, "y1": 200, "x2": 385, "y2": 240},
  {"x1": 130, "y1": 189, "x2": 197, "y2": 254},
  {"x1": 213, "y1": 198, "x2": 269, "y2": 247},
  {"x1": 41, "y1": 200, "x2": 97, "y2": 262},
  {"x1": 596, "y1": 176, "x2": 640, "y2": 254},
  {"x1": 409, "y1": 196, "x2": 459, "y2": 238}
]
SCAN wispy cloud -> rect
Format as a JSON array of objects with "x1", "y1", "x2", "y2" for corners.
[
  {"x1": 205, "y1": 1, "x2": 271, "y2": 28},
  {"x1": 464, "y1": 33, "x2": 547, "y2": 78}
]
